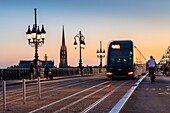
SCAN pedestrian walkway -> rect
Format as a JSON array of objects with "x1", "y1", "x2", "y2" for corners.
[{"x1": 120, "y1": 73, "x2": 170, "y2": 113}]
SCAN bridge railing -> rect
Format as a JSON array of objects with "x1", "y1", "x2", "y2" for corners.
[
  {"x1": 0, "y1": 68, "x2": 30, "y2": 80},
  {"x1": 0, "y1": 68, "x2": 106, "y2": 80}
]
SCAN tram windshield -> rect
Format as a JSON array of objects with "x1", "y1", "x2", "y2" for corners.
[{"x1": 108, "y1": 41, "x2": 133, "y2": 67}]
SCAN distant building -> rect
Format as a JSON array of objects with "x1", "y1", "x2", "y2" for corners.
[
  {"x1": 59, "y1": 26, "x2": 68, "y2": 68},
  {"x1": 19, "y1": 60, "x2": 32, "y2": 68},
  {"x1": 19, "y1": 60, "x2": 55, "y2": 68}
]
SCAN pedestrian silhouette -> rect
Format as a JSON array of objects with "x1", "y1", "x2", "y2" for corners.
[
  {"x1": 29, "y1": 62, "x2": 34, "y2": 80},
  {"x1": 44, "y1": 62, "x2": 50, "y2": 79}
]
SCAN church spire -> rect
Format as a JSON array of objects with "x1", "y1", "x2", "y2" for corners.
[
  {"x1": 62, "y1": 25, "x2": 65, "y2": 46},
  {"x1": 59, "y1": 25, "x2": 68, "y2": 68}
]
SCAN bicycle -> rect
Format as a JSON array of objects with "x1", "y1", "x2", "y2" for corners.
[{"x1": 150, "y1": 69, "x2": 156, "y2": 84}]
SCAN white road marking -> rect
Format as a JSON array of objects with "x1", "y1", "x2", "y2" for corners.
[
  {"x1": 29, "y1": 81, "x2": 110, "y2": 113},
  {"x1": 158, "y1": 92, "x2": 170, "y2": 95},
  {"x1": 109, "y1": 74, "x2": 147, "y2": 113},
  {"x1": 54, "y1": 83, "x2": 112, "y2": 113},
  {"x1": 81, "y1": 82, "x2": 129, "y2": 113}
]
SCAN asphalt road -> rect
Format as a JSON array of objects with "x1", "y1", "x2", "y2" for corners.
[{"x1": 120, "y1": 74, "x2": 170, "y2": 113}]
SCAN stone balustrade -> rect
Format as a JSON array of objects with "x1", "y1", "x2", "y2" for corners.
[{"x1": 0, "y1": 67, "x2": 106, "y2": 80}]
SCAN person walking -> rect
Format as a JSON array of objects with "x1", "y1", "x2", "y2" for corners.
[
  {"x1": 44, "y1": 62, "x2": 50, "y2": 79},
  {"x1": 29, "y1": 62, "x2": 34, "y2": 80}
]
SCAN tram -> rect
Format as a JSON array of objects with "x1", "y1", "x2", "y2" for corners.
[{"x1": 106, "y1": 40, "x2": 146, "y2": 79}]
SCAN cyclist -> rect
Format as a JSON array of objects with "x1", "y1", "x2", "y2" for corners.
[{"x1": 147, "y1": 56, "x2": 156, "y2": 77}]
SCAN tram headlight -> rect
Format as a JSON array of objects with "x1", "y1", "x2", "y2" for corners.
[
  {"x1": 106, "y1": 72, "x2": 113, "y2": 76},
  {"x1": 128, "y1": 71, "x2": 133, "y2": 75}
]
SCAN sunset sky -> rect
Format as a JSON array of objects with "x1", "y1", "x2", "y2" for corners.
[{"x1": 1, "y1": 0, "x2": 170, "y2": 68}]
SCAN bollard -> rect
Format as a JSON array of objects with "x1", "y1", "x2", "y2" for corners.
[
  {"x1": 2, "y1": 80, "x2": 6, "y2": 110},
  {"x1": 38, "y1": 77, "x2": 41, "y2": 99},
  {"x1": 23, "y1": 79, "x2": 26, "y2": 104}
]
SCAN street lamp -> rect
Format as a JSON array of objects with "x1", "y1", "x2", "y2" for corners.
[
  {"x1": 96, "y1": 41, "x2": 105, "y2": 72},
  {"x1": 26, "y1": 8, "x2": 46, "y2": 77},
  {"x1": 167, "y1": 46, "x2": 170, "y2": 64},
  {"x1": 74, "y1": 31, "x2": 85, "y2": 76}
]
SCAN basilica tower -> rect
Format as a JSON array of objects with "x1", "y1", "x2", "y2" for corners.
[{"x1": 59, "y1": 26, "x2": 68, "y2": 68}]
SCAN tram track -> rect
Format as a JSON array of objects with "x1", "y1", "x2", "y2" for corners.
[
  {"x1": 0, "y1": 76, "x2": 97, "y2": 97},
  {"x1": 0, "y1": 76, "x2": 96, "y2": 96},
  {"x1": 0, "y1": 74, "x2": 141, "y2": 113},
  {"x1": 0, "y1": 78, "x2": 96, "y2": 101},
  {"x1": 0, "y1": 75, "x2": 108, "y2": 110}
]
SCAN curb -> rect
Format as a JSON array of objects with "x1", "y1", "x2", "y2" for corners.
[{"x1": 109, "y1": 74, "x2": 147, "y2": 113}]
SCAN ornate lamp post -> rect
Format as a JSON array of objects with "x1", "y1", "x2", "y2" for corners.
[
  {"x1": 74, "y1": 31, "x2": 85, "y2": 76},
  {"x1": 96, "y1": 41, "x2": 105, "y2": 72},
  {"x1": 26, "y1": 8, "x2": 46, "y2": 77}
]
